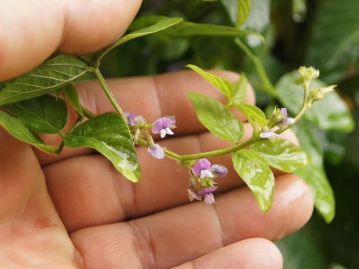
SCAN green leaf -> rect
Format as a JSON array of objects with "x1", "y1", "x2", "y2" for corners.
[
  {"x1": 236, "y1": 103, "x2": 267, "y2": 133},
  {"x1": 187, "y1": 64, "x2": 234, "y2": 98},
  {"x1": 232, "y1": 149, "x2": 275, "y2": 212},
  {"x1": 63, "y1": 84, "x2": 84, "y2": 117},
  {"x1": 63, "y1": 113, "x2": 140, "y2": 182},
  {"x1": 306, "y1": 0, "x2": 359, "y2": 71},
  {"x1": 0, "y1": 111, "x2": 57, "y2": 153},
  {"x1": 0, "y1": 55, "x2": 89, "y2": 106},
  {"x1": 97, "y1": 16, "x2": 183, "y2": 62},
  {"x1": 232, "y1": 73, "x2": 248, "y2": 105},
  {"x1": 220, "y1": 0, "x2": 252, "y2": 26},
  {"x1": 296, "y1": 164, "x2": 335, "y2": 223},
  {"x1": 4, "y1": 95, "x2": 68, "y2": 134},
  {"x1": 251, "y1": 138, "x2": 308, "y2": 173},
  {"x1": 189, "y1": 92, "x2": 244, "y2": 142},
  {"x1": 165, "y1": 20, "x2": 263, "y2": 40},
  {"x1": 276, "y1": 71, "x2": 354, "y2": 132},
  {"x1": 293, "y1": 121, "x2": 335, "y2": 223}
]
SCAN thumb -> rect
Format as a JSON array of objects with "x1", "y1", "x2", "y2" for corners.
[{"x1": 0, "y1": 0, "x2": 142, "y2": 81}]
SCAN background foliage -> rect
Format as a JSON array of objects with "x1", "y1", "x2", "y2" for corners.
[{"x1": 98, "y1": 0, "x2": 359, "y2": 268}]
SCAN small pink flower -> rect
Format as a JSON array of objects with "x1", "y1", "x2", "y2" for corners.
[
  {"x1": 148, "y1": 144, "x2": 165, "y2": 159},
  {"x1": 152, "y1": 116, "x2": 176, "y2": 138}
]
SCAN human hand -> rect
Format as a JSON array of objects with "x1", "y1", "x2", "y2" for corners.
[{"x1": 0, "y1": 1, "x2": 314, "y2": 268}]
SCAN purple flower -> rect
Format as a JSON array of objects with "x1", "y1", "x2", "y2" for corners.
[
  {"x1": 192, "y1": 159, "x2": 228, "y2": 180},
  {"x1": 125, "y1": 112, "x2": 144, "y2": 127},
  {"x1": 259, "y1": 130, "x2": 278, "y2": 140},
  {"x1": 148, "y1": 144, "x2": 165, "y2": 159},
  {"x1": 278, "y1": 108, "x2": 295, "y2": 126},
  {"x1": 198, "y1": 186, "x2": 218, "y2": 205},
  {"x1": 192, "y1": 158, "x2": 214, "y2": 179},
  {"x1": 211, "y1": 164, "x2": 228, "y2": 179},
  {"x1": 152, "y1": 116, "x2": 176, "y2": 138}
]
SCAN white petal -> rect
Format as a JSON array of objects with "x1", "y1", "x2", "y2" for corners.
[
  {"x1": 166, "y1": 128, "x2": 174, "y2": 135},
  {"x1": 200, "y1": 169, "x2": 214, "y2": 179},
  {"x1": 160, "y1": 129, "x2": 167, "y2": 138}
]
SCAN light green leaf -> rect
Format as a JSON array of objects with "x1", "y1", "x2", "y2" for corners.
[
  {"x1": 0, "y1": 55, "x2": 89, "y2": 106},
  {"x1": 5, "y1": 95, "x2": 68, "y2": 134},
  {"x1": 187, "y1": 64, "x2": 234, "y2": 98},
  {"x1": 232, "y1": 73, "x2": 248, "y2": 105},
  {"x1": 97, "y1": 16, "x2": 183, "y2": 62},
  {"x1": 232, "y1": 149, "x2": 275, "y2": 212},
  {"x1": 295, "y1": 164, "x2": 335, "y2": 223},
  {"x1": 0, "y1": 111, "x2": 57, "y2": 153},
  {"x1": 189, "y1": 92, "x2": 244, "y2": 142},
  {"x1": 236, "y1": 103, "x2": 267, "y2": 133},
  {"x1": 220, "y1": 0, "x2": 252, "y2": 26},
  {"x1": 63, "y1": 84, "x2": 84, "y2": 117},
  {"x1": 63, "y1": 113, "x2": 140, "y2": 182},
  {"x1": 293, "y1": 121, "x2": 335, "y2": 223},
  {"x1": 251, "y1": 138, "x2": 308, "y2": 173},
  {"x1": 276, "y1": 71, "x2": 354, "y2": 132}
]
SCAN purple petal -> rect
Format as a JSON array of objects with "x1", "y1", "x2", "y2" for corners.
[
  {"x1": 152, "y1": 116, "x2": 176, "y2": 134},
  {"x1": 204, "y1": 193, "x2": 216, "y2": 205},
  {"x1": 125, "y1": 112, "x2": 137, "y2": 126},
  {"x1": 198, "y1": 186, "x2": 218, "y2": 196},
  {"x1": 280, "y1": 108, "x2": 288, "y2": 118},
  {"x1": 192, "y1": 158, "x2": 212, "y2": 175},
  {"x1": 148, "y1": 144, "x2": 165, "y2": 159},
  {"x1": 211, "y1": 164, "x2": 228, "y2": 179}
]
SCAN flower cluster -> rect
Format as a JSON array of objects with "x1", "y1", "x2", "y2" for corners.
[
  {"x1": 187, "y1": 158, "x2": 228, "y2": 205},
  {"x1": 125, "y1": 113, "x2": 176, "y2": 160},
  {"x1": 260, "y1": 107, "x2": 294, "y2": 140}
]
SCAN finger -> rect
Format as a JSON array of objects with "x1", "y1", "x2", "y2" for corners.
[
  {"x1": 175, "y1": 239, "x2": 283, "y2": 269},
  {"x1": 70, "y1": 175, "x2": 312, "y2": 269},
  {"x1": 0, "y1": 0, "x2": 142, "y2": 80},
  {"x1": 44, "y1": 126, "x2": 299, "y2": 231},
  {"x1": 36, "y1": 70, "x2": 255, "y2": 165}
]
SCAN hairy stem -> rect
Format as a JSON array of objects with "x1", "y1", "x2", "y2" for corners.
[{"x1": 94, "y1": 68, "x2": 125, "y2": 117}]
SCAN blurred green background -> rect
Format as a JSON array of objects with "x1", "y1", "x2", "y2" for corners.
[{"x1": 100, "y1": 1, "x2": 359, "y2": 268}]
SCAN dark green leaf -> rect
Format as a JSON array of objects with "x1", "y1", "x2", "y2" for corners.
[
  {"x1": 97, "y1": 16, "x2": 183, "y2": 62},
  {"x1": 5, "y1": 95, "x2": 68, "y2": 134},
  {"x1": 276, "y1": 71, "x2": 354, "y2": 132},
  {"x1": 63, "y1": 84, "x2": 84, "y2": 117},
  {"x1": 232, "y1": 149, "x2": 275, "y2": 212},
  {"x1": 0, "y1": 111, "x2": 57, "y2": 153},
  {"x1": 189, "y1": 93, "x2": 244, "y2": 142},
  {"x1": 306, "y1": 0, "x2": 359, "y2": 71},
  {"x1": 63, "y1": 113, "x2": 140, "y2": 182},
  {"x1": 165, "y1": 21, "x2": 263, "y2": 40},
  {"x1": 236, "y1": 103, "x2": 267, "y2": 133},
  {"x1": 0, "y1": 55, "x2": 89, "y2": 105},
  {"x1": 220, "y1": 0, "x2": 252, "y2": 26},
  {"x1": 251, "y1": 138, "x2": 307, "y2": 173},
  {"x1": 187, "y1": 64, "x2": 233, "y2": 98}
]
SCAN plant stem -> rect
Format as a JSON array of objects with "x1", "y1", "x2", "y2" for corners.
[
  {"x1": 235, "y1": 38, "x2": 277, "y2": 97},
  {"x1": 94, "y1": 68, "x2": 125, "y2": 117}
]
